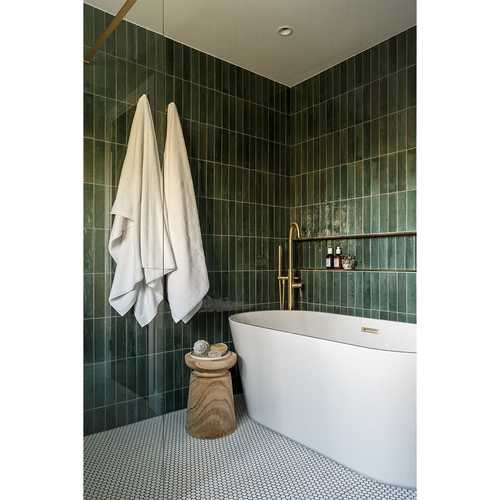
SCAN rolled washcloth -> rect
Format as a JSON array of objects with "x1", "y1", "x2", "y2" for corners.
[
  {"x1": 163, "y1": 102, "x2": 209, "y2": 323},
  {"x1": 108, "y1": 95, "x2": 176, "y2": 326}
]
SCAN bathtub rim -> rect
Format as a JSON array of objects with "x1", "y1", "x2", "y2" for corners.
[{"x1": 229, "y1": 309, "x2": 416, "y2": 354}]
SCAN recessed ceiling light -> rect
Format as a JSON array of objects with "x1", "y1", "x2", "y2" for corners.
[{"x1": 277, "y1": 26, "x2": 293, "y2": 37}]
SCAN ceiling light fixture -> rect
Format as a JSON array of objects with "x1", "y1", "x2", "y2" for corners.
[{"x1": 277, "y1": 26, "x2": 294, "y2": 37}]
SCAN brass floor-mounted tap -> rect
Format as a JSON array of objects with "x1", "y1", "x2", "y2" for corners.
[{"x1": 277, "y1": 223, "x2": 302, "y2": 310}]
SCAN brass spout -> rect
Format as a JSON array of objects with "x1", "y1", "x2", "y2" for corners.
[{"x1": 287, "y1": 222, "x2": 302, "y2": 310}]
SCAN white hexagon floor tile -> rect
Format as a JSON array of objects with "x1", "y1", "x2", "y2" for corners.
[{"x1": 84, "y1": 397, "x2": 416, "y2": 500}]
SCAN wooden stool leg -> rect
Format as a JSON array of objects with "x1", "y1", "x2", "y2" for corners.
[{"x1": 186, "y1": 369, "x2": 236, "y2": 438}]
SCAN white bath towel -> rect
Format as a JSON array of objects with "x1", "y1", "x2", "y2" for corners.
[
  {"x1": 108, "y1": 95, "x2": 175, "y2": 326},
  {"x1": 164, "y1": 102, "x2": 209, "y2": 323}
]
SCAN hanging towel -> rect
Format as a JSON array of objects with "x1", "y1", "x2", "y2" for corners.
[
  {"x1": 108, "y1": 95, "x2": 176, "y2": 326},
  {"x1": 164, "y1": 102, "x2": 209, "y2": 323}
]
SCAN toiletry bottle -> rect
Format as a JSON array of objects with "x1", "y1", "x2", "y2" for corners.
[
  {"x1": 326, "y1": 247, "x2": 334, "y2": 269},
  {"x1": 333, "y1": 246, "x2": 343, "y2": 270}
]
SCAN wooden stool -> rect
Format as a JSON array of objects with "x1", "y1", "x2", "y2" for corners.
[{"x1": 185, "y1": 351, "x2": 238, "y2": 439}]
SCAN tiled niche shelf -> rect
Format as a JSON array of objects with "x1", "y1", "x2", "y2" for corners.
[
  {"x1": 296, "y1": 231, "x2": 416, "y2": 242},
  {"x1": 297, "y1": 268, "x2": 416, "y2": 273},
  {"x1": 295, "y1": 231, "x2": 417, "y2": 273}
]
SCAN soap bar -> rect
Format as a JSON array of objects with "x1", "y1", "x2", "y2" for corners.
[
  {"x1": 207, "y1": 350, "x2": 223, "y2": 358},
  {"x1": 210, "y1": 343, "x2": 228, "y2": 355}
]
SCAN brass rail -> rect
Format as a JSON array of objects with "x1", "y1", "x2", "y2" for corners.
[{"x1": 84, "y1": 0, "x2": 138, "y2": 64}]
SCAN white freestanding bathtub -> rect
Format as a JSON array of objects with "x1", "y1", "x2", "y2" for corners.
[{"x1": 229, "y1": 310, "x2": 416, "y2": 489}]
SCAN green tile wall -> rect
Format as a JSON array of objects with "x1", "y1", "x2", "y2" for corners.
[
  {"x1": 288, "y1": 27, "x2": 417, "y2": 323},
  {"x1": 84, "y1": 4, "x2": 289, "y2": 435}
]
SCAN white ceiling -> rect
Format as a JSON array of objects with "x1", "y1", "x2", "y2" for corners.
[{"x1": 85, "y1": 0, "x2": 416, "y2": 87}]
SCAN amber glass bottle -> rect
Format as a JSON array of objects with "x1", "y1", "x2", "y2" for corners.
[
  {"x1": 325, "y1": 247, "x2": 334, "y2": 269},
  {"x1": 333, "y1": 246, "x2": 343, "y2": 270}
]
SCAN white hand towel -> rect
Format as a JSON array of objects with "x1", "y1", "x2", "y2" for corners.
[
  {"x1": 164, "y1": 102, "x2": 209, "y2": 323},
  {"x1": 109, "y1": 95, "x2": 176, "y2": 326}
]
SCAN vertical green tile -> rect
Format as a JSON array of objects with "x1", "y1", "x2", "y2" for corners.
[
  {"x1": 84, "y1": 139, "x2": 94, "y2": 184},
  {"x1": 398, "y1": 110, "x2": 407, "y2": 151},
  {"x1": 407, "y1": 190, "x2": 416, "y2": 231},
  {"x1": 370, "y1": 272, "x2": 380, "y2": 312},
  {"x1": 407, "y1": 27, "x2": 416, "y2": 66},
  {"x1": 379, "y1": 237, "x2": 388, "y2": 269},
  {"x1": 94, "y1": 274, "x2": 106, "y2": 318},
  {"x1": 84, "y1": 228, "x2": 94, "y2": 274},
  {"x1": 408, "y1": 65, "x2": 416, "y2": 107},
  {"x1": 396, "y1": 237, "x2": 406, "y2": 269},
  {"x1": 84, "y1": 183, "x2": 94, "y2": 228},
  {"x1": 379, "y1": 156, "x2": 388, "y2": 194},
  {"x1": 388, "y1": 238, "x2": 396, "y2": 269},
  {"x1": 397, "y1": 192, "x2": 407, "y2": 231},
  {"x1": 387, "y1": 113, "x2": 397, "y2": 153},
  {"x1": 388, "y1": 272, "x2": 397, "y2": 312},
  {"x1": 94, "y1": 184, "x2": 106, "y2": 229},
  {"x1": 84, "y1": 93, "x2": 94, "y2": 137},
  {"x1": 407, "y1": 106, "x2": 416, "y2": 149},
  {"x1": 94, "y1": 95, "x2": 105, "y2": 140},
  {"x1": 379, "y1": 194, "x2": 388, "y2": 232},
  {"x1": 362, "y1": 160, "x2": 371, "y2": 196},
  {"x1": 363, "y1": 272, "x2": 371, "y2": 310},
  {"x1": 388, "y1": 153, "x2": 398, "y2": 193},
  {"x1": 340, "y1": 272, "x2": 347, "y2": 307},
  {"x1": 407, "y1": 273, "x2": 416, "y2": 314},
  {"x1": 407, "y1": 149, "x2": 416, "y2": 190},
  {"x1": 355, "y1": 198, "x2": 363, "y2": 234},
  {"x1": 92, "y1": 50, "x2": 106, "y2": 96},
  {"x1": 362, "y1": 197, "x2": 371, "y2": 234},
  {"x1": 84, "y1": 274, "x2": 93, "y2": 319},
  {"x1": 105, "y1": 54, "x2": 116, "y2": 99},
  {"x1": 397, "y1": 273, "x2": 407, "y2": 312},
  {"x1": 397, "y1": 151, "x2": 407, "y2": 191},
  {"x1": 379, "y1": 272, "x2": 388, "y2": 312},
  {"x1": 406, "y1": 236, "x2": 416, "y2": 270},
  {"x1": 84, "y1": 60, "x2": 94, "y2": 94}
]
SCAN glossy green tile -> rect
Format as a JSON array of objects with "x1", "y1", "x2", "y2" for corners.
[
  {"x1": 84, "y1": 274, "x2": 93, "y2": 319},
  {"x1": 388, "y1": 193, "x2": 397, "y2": 232},
  {"x1": 363, "y1": 272, "x2": 371, "y2": 309},
  {"x1": 388, "y1": 272, "x2": 397, "y2": 312},
  {"x1": 93, "y1": 274, "x2": 106, "y2": 318},
  {"x1": 407, "y1": 190, "x2": 416, "y2": 231},
  {"x1": 84, "y1": 228, "x2": 94, "y2": 274},
  {"x1": 371, "y1": 196, "x2": 380, "y2": 233},
  {"x1": 84, "y1": 58, "x2": 94, "y2": 94},
  {"x1": 370, "y1": 272, "x2": 380, "y2": 311},
  {"x1": 406, "y1": 236, "x2": 416, "y2": 270},
  {"x1": 84, "y1": 93, "x2": 94, "y2": 137},
  {"x1": 396, "y1": 237, "x2": 406, "y2": 270},
  {"x1": 93, "y1": 51, "x2": 106, "y2": 96},
  {"x1": 397, "y1": 192, "x2": 407, "y2": 231},
  {"x1": 407, "y1": 106, "x2": 416, "y2": 148},
  {"x1": 387, "y1": 113, "x2": 397, "y2": 153},
  {"x1": 388, "y1": 153, "x2": 398, "y2": 193},
  {"x1": 407, "y1": 148, "x2": 416, "y2": 190},
  {"x1": 407, "y1": 273, "x2": 416, "y2": 314},
  {"x1": 397, "y1": 273, "x2": 407, "y2": 312},
  {"x1": 379, "y1": 237, "x2": 388, "y2": 269},
  {"x1": 84, "y1": 183, "x2": 94, "y2": 228},
  {"x1": 379, "y1": 272, "x2": 388, "y2": 311}
]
